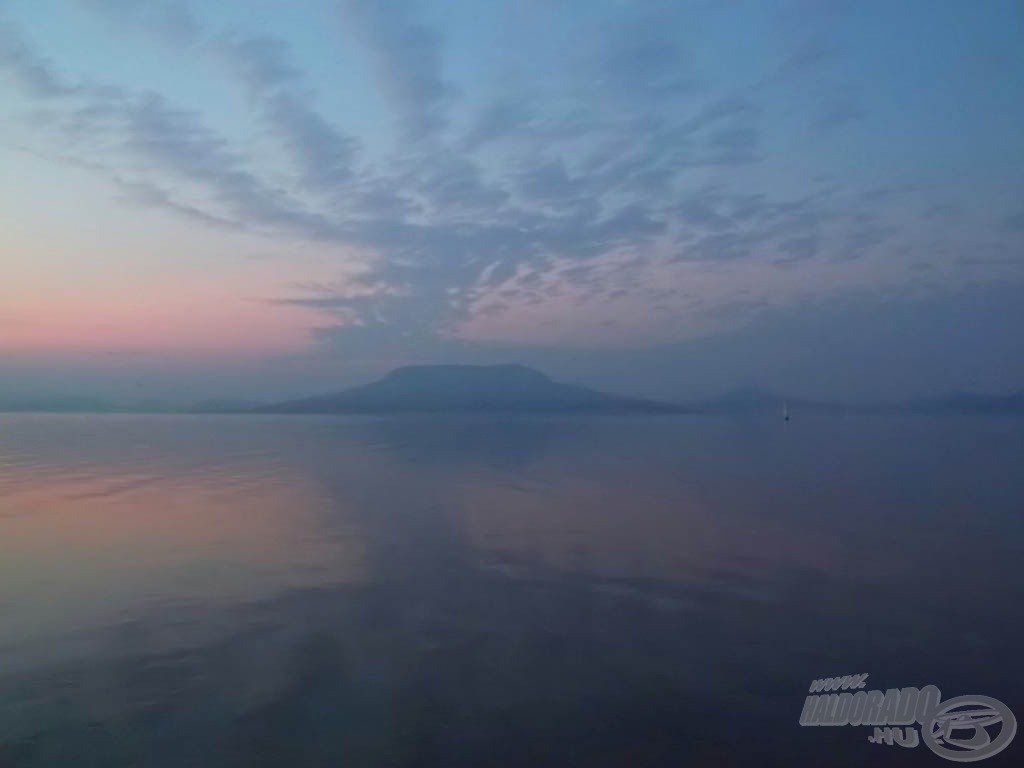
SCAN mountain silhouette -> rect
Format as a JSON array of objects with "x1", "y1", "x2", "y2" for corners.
[{"x1": 259, "y1": 364, "x2": 684, "y2": 414}]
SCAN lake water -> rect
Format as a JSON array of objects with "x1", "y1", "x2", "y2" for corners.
[{"x1": 0, "y1": 413, "x2": 1022, "y2": 767}]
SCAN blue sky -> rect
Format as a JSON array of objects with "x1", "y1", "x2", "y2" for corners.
[{"x1": 1, "y1": 0, "x2": 1022, "y2": 403}]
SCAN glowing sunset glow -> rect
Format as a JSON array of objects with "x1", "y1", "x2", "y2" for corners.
[{"x1": 2, "y1": 282, "x2": 320, "y2": 354}]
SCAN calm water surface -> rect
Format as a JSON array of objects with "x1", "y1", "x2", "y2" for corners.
[{"x1": 0, "y1": 413, "x2": 1022, "y2": 767}]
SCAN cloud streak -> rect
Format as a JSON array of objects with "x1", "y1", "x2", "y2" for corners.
[{"x1": 338, "y1": 0, "x2": 453, "y2": 141}]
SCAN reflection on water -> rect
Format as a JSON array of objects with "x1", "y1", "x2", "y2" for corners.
[{"x1": 0, "y1": 413, "x2": 1022, "y2": 767}]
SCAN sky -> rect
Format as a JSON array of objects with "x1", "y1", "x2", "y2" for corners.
[{"x1": 1, "y1": 0, "x2": 1022, "y2": 405}]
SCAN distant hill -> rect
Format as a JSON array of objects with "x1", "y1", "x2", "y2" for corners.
[
  {"x1": 682, "y1": 388, "x2": 1024, "y2": 415},
  {"x1": 259, "y1": 364, "x2": 684, "y2": 414},
  {"x1": 683, "y1": 388, "x2": 844, "y2": 414},
  {"x1": 187, "y1": 399, "x2": 265, "y2": 414},
  {"x1": 914, "y1": 390, "x2": 1024, "y2": 414},
  {"x1": 0, "y1": 396, "x2": 177, "y2": 414},
  {"x1": 0, "y1": 395, "x2": 124, "y2": 413},
  {"x1": 685, "y1": 387, "x2": 783, "y2": 414}
]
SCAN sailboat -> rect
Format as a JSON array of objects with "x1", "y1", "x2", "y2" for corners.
[{"x1": 783, "y1": 400, "x2": 790, "y2": 422}]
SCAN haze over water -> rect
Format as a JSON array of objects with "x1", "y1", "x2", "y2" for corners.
[{"x1": 1, "y1": 413, "x2": 1022, "y2": 767}]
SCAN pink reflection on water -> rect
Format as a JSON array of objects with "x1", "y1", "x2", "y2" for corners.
[{"x1": 0, "y1": 456, "x2": 367, "y2": 667}]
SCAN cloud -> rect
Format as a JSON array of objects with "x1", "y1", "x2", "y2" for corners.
[
  {"x1": 0, "y1": 18, "x2": 355, "y2": 241},
  {"x1": 0, "y1": 19, "x2": 898, "y2": 356},
  {"x1": 73, "y1": 0, "x2": 202, "y2": 46},
  {"x1": 4, "y1": 4, "x2": 759, "y2": 325},
  {"x1": 811, "y1": 88, "x2": 866, "y2": 136},
  {"x1": 216, "y1": 34, "x2": 359, "y2": 194},
  {"x1": 463, "y1": 96, "x2": 534, "y2": 149},
  {"x1": 1001, "y1": 212, "x2": 1024, "y2": 232},
  {"x1": 0, "y1": 24, "x2": 75, "y2": 97},
  {"x1": 217, "y1": 35, "x2": 299, "y2": 92},
  {"x1": 2, "y1": 0, "x2": 1019, "y2": 375},
  {"x1": 591, "y1": 3, "x2": 700, "y2": 103},
  {"x1": 71, "y1": 1, "x2": 361, "y2": 202},
  {"x1": 84, "y1": 90, "x2": 345, "y2": 239},
  {"x1": 112, "y1": 177, "x2": 239, "y2": 228},
  {"x1": 103, "y1": 92, "x2": 344, "y2": 237},
  {"x1": 338, "y1": 0, "x2": 453, "y2": 140}
]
